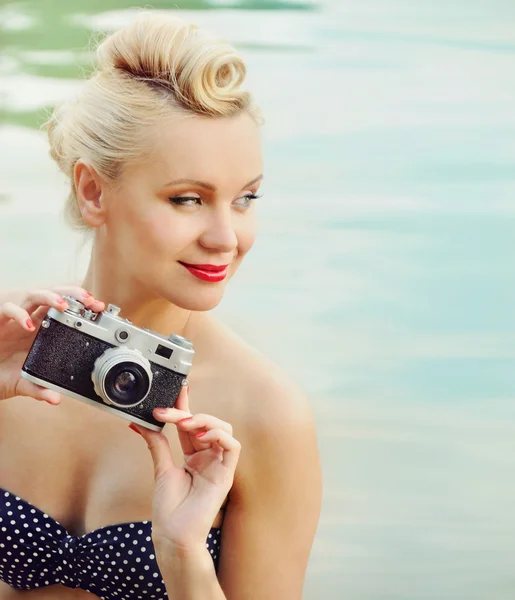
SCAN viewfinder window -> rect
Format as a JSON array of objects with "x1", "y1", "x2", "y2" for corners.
[{"x1": 155, "y1": 344, "x2": 173, "y2": 359}]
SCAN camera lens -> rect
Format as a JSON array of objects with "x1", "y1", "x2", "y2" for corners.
[
  {"x1": 92, "y1": 347, "x2": 153, "y2": 408},
  {"x1": 114, "y1": 371, "x2": 136, "y2": 394},
  {"x1": 104, "y1": 362, "x2": 150, "y2": 406}
]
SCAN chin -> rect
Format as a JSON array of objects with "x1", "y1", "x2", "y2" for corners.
[{"x1": 164, "y1": 286, "x2": 226, "y2": 312}]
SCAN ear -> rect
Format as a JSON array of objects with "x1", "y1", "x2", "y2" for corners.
[{"x1": 74, "y1": 160, "x2": 106, "y2": 228}]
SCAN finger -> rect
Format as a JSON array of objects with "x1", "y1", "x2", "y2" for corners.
[
  {"x1": 174, "y1": 381, "x2": 190, "y2": 413},
  {"x1": 152, "y1": 384, "x2": 194, "y2": 424},
  {"x1": 50, "y1": 286, "x2": 104, "y2": 310},
  {"x1": 175, "y1": 413, "x2": 233, "y2": 436},
  {"x1": 0, "y1": 302, "x2": 36, "y2": 331},
  {"x1": 154, "y1": 384, "x2": 194, "y2": 456},
  {"x1": 23, "y1": 288, "x2": 105, "y2": 314},
  {"x1": 88, "y1": 299, "x2": 105, "y2": 312},
  {"x1": 30, "y1": 305, "x2": 52, "y2": 323},
  {"x1": 21, "y1": 290, "x2": 70, "y2": 315},
  {"x1": 30, "y1": 300, "x2": 103, "y2": 323},
  {"x1": 195, "y1": 429, "x2": 241, "y2": 471},
  {"x1": 16, "y1": 378, "x2": 61, "y2": 405},
  {"x1": 129, "y1": 424, "x2": 177, "y2": 480},
  {"x1": 152, "y1": 407, "x2": 193, "y2": 424}
]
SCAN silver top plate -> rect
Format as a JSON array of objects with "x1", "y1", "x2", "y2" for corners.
[{"x1": 46, "y1": 302, "x2": 194, "y2": 375}]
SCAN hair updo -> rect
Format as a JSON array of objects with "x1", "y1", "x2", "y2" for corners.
[{"x1": 45, "y1": 12, "x2": 262, "y2": 230}]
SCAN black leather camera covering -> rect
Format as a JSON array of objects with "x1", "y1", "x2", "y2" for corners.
[{"x1": 22, "y1": 318, "x2": 184, "y2": 428}]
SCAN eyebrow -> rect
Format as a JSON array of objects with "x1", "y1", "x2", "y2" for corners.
[{"x1": 164, "y1": 174, "x2": 263, "y2": 192}]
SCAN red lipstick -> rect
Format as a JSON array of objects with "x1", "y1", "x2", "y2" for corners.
[{"x1": 179, "y1": 262, "x2": 229, "y2": 282}]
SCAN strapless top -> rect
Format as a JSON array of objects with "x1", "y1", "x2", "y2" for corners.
[{"x1": 0, "y1": 487, "x2": 221, "y2": 599}]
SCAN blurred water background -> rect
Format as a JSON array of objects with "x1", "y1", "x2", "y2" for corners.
[{"x1": 2, "y1": 0, "x2": 515, "y2": 598}]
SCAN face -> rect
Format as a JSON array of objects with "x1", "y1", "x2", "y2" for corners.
[{"x1": 96, "y1": 111, "x2": 263, "y2": 311}]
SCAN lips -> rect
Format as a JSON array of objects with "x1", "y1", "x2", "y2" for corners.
[
  {"x1": 179, "y1": 262, "x2": 229, "y2": 282},
  {"x1": 179, "y1": 263, "x2": 228, "y2": 273}
]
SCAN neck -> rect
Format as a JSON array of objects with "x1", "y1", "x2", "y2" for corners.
[{"x1": 81, "y1": 257, "x2": 197, "y2": 340}]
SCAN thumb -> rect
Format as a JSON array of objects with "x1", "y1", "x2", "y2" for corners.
[
  {"x1": 16, "y1": 377, "x2": 61, "y2": 405},
  {"x1": 129, "y1": 424, "x2": 177, "y2": 481}
]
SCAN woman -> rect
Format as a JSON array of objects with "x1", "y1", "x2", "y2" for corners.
[{"x1": 0, "y1": 12, "x2": 322, "y2": 600}]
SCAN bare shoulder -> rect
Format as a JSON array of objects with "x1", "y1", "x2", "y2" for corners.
[
  {"x1": 194, "y1": 315, "x2": 314, "y2": 434},
  {"x1": 196, "y1": 317, "x2": 322, "y2": 599}
]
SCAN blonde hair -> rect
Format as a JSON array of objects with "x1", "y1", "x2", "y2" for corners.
[{"x1": 45, "y1": 13, "x2": 262, "y2": 230}]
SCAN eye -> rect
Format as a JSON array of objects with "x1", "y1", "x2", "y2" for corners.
[
  {"x1": 169, "y1": 196, "x2": 202, "y2": 207},
  {"x1": 233, "y1": 193, "x2": 262, "y2": 209}
]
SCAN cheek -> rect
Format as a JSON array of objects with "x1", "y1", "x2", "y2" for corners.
[
  {"x1": 129, "y1": 206, "x2": 189, "y2": 254},
  {"x1": 237, "y1": 218, "x2": 257, "y2": 257}
]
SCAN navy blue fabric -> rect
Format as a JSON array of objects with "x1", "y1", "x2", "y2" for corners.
[{"x1": 0, "y1": 488, "x2": 222, "y2": 599}]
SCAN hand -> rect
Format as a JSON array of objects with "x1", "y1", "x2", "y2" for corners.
[
  {"x1": 0, "y1": 287, "x2": 104, "y2": 404},
  {"x1": 129, "y1": 383, "x2": 241, "y2": 552}
]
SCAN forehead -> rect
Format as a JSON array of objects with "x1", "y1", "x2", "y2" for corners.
[{"x1": 134, "y1": 111, "x2": 263, "y2": 189}]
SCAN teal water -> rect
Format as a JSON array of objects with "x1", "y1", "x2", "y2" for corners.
[{"x1": 1, "y1": 1, "x2": 515, "y2": 598}]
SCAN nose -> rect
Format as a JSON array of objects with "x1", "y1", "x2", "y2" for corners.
[{"x1": 198, "y1": 207, "x2": 238, "y2": 254}]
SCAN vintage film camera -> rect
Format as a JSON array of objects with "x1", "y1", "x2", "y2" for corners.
[{"x1": 21, "y1": 297, "x2": 194, "y2": 431}]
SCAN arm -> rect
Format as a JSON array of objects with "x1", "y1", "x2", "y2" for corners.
[
  {"x1": 143, "y1": 366, "x2": 322, "y2": 600},
  {"x1": 154, "y1": 542, "x2": 227, "y2": 599},
  {"x1": 216, "y1": 378, "x2": 322, "y2": 599}
]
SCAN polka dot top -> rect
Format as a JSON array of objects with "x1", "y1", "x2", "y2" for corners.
[{"x1": 0, "y1": 488, "x2": 222, "y2": 599}]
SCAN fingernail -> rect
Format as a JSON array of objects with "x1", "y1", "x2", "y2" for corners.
[
  {"x1": 154, "y1": 408, "x2": 168, "y2": 415},
  {"x1": 56, "y1": 297, "x2": 67, "y2": 304},
  {"x1": 179, "y1": 417, "x2": 193, "y2": 424},
  {"x1": 128, "y1": 423, "x2": 142, "y2": 436},
  {"x1": 26, "y1": 319, "x2": 35, "y2": 330},
  {"x1": 83, "y1": 291, "x2": 93, "y2": 298},
  {"x1": 195, "y1": 431, "x2": 207, "y2": 438}
]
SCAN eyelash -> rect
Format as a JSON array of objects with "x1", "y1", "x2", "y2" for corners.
[{"x1": 169, "y1": 193, "x2": 262, "y2": 208}]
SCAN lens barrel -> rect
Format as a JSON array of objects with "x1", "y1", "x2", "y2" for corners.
[{"x1": 92, "y1": 347, "x2": 153, "y2": 408}]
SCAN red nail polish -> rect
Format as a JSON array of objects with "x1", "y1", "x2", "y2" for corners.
[
  {"x1": 26, "y1": 319, "x2": 35, "y2": 330},
  {"x1": 129, "y1": 423, "x2": 142, "y2": 436},
  {"x1": 195, "y1": 431, "x2": 207, "y2": 438}
]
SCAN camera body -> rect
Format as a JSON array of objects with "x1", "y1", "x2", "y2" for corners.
[{"x1": 21, "y1": 297, "x2": 194, "y2": 431}]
